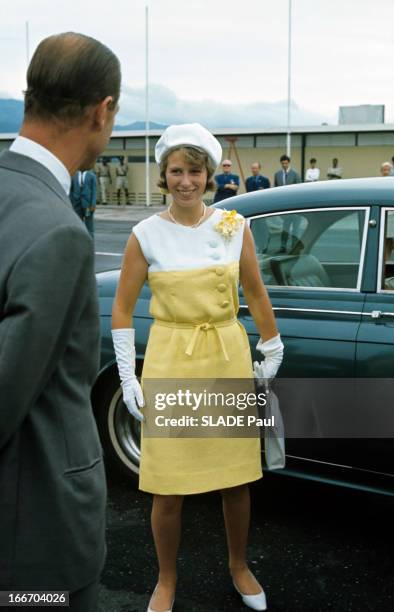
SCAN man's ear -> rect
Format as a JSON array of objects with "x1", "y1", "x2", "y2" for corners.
[{"x1": 92, "y1": 96, "x2": 114, "y2": 130}]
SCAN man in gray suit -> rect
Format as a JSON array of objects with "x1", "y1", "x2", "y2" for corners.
[
  {"x1": 0, "y1": 33, "x2": 120, "y2": 611},
  {"x1": 274, "y1": 155, "x2": 302, "y2": 252},
  {"x1": 274, "y1": 154, "x2": 301, "y2": 187}
]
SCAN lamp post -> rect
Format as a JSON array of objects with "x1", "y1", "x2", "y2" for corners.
[
  {"x1": 25, "y1": 21, "x2": 30, "y2": 69},
  {"x1": 145, "y1": 5, "x2": 150, "y2": 206},
  {"x1": 286, "y1": 0, "x2": 292, "y2": 157}
]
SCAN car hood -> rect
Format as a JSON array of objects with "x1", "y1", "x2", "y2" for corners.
[{"x1": 96, "y1": 269, "x2": 120, "y2": 297}]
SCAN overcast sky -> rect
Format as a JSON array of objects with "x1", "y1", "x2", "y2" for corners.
[{"x1": 1, "y1": 0, "x2": 394, "y2": 128}]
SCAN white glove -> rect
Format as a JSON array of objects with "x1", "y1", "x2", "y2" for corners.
[
  {"x1": 111, "y1": 328, "x2": 145, "y2": 422},
  {"x1": 253, "y1": 333, "x2": 284, "y2": 381}
]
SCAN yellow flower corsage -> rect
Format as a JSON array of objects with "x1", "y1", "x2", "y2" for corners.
[{"x1": 214, "y1": 209, "x2": 243, "y2": 240}]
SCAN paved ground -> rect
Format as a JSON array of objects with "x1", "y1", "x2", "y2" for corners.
[
  {"x1": 99, "y1": 474, "x2": 394, "y2": 612},
  {"x1": 94, "y1": 205, "x2": 164, "y2": 273},
  {"x1": 95, "y1": 204, "x2": 165, "y2": 223}
]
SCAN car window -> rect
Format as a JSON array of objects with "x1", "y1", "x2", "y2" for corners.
[
  {"x1": 382, "y1": 210, "x2": 394, "y2": 291},
  {"x1": 250, "y1": 208, "x2": 366, "y2": 289}
]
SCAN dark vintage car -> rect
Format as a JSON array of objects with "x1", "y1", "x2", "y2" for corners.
[{"x1": 93, "y1": 177, "x2": 394, "y2": 496}]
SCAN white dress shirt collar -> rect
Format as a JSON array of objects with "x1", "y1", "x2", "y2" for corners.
[{"x1": 10, "y1": 135, "x2": 71, "y2": 195}]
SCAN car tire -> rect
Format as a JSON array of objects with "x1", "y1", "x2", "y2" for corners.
[{"x1": 94, "y1": 368, "x2": 141, "y2": 484}]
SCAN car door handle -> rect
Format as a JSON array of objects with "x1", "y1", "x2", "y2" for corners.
[{"x1": 366, "y1": 310, "x2": 394, "y2": 319}]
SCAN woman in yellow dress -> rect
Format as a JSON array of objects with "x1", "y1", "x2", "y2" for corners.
[{"x1": 111, "y1": 124, "x2": 284, "y2": 612}]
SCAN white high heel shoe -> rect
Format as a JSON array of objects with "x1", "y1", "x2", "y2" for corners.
[
  {"x1": 233, "y1": 578, "x2": 267, "y2": 611},
  {"x1": 147, "y1": 585, "x2": 175, "y2": 612}
]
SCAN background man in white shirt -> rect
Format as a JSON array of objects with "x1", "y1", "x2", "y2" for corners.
[{"x1": 305, "y1": 158, "x2": 320, "y2": 182}]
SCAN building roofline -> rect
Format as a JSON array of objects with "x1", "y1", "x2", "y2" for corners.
[{"x1": 2, "y1": 123, "x2": 394, "y2": 141}]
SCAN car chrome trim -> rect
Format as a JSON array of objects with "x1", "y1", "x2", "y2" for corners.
[
  {"x1": 247, "y1": 206, "x2": 370, "y2": 293},
  {"x1": 264, "y1": 284, "x2": 360, "y2": 293},
  {"x1": 239, "y1": 305, "x2": 381, "y2": 317},
  {"x1": 357, "y1": 208, "x2": 370, "y2": 290},
  {"x1": 377, "y1": 207, "x2": 394, "y2": 293},
  {"x1": 285, "y1": 454, "x2": 353, "y2": 469}
]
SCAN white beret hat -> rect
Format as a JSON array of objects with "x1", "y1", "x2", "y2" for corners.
[{"x1": 155, "y1": 123, "x2": 222, "y2": 169}]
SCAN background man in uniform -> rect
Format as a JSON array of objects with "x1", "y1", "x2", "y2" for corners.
[
  {"x1": 115, "y1": 155, "x2": 130, "y2": 205},
  {"x1": 245, "y1": 161, "x2": 270, "y2": 191},
  {"x1": 0, "y1": 32, "x2": 121, "y2": 611},
  {"x1": 274, "y1": 154, "x2": 301, "y2": 187},
  {"x1": 70, "y1": 169, "x2": 97, "y2": 238},
  {"x1": 98, "y1": 157, "x2": 112, "y2": 204},
  {"x1": 213, "y1": 159, "x2": 240, "y2": 202}
]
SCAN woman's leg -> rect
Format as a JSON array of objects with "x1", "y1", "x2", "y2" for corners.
[
  {"x1": 221, "y1": 484, "x2": 263, "y2": 594},
  {"x1": 149, "y1": 494, "x2": 184, "y2": 611}
]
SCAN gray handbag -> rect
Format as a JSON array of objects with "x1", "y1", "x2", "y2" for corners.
[{"x1": 259, "y1": 380, "x2": 286, "y2": 470}]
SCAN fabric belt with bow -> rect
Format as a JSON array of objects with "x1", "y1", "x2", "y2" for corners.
[{"x1": 154, "y1": 318, "x2": 239, "y2": 362}]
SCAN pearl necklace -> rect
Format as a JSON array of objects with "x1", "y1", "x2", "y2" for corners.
[{"x1": 168, "y1": 202, "x2": 207, "y2": 228}]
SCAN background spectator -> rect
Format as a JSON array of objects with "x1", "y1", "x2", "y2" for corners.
[
  {"x1": 116, "y1": 156, "x2": 131, "y2": 205},
  {"x1": 305, "y1": 158, "x2": 320, "y2": 182},
  {"x1": 327, "y1": 157, "x2": 342, "y2": 179},
  {"x1": 245, "y1": 161, "x2": 270, "y2": 191},
  {"x1": 98, "y1": 158, "x2": 112, "y2": 204},
  {"x1": 380, "y1": 161, "x2": 393, "y2": 176},
  {"x1": 213, "y1": 159, "x2": 240, "y2": 202},
  {"x1": 70, "y1": 169, "x2": 97, "y2": 238},
  {"x1": 274, "y1": 154, "x2": 301, "y2": 186}
]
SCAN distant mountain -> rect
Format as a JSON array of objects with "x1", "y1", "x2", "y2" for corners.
[
  {"x1": 0, "y1": 99, "x2": 167, "y2": 133},
  {"x1": 113, "y1": 120, "x2": 167, "y2": 131}
]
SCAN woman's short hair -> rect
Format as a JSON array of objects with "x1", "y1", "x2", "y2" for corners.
[
  {"x1": 157, "y1": 146, "x2": 216, "y2": 194},
  {"x1": 24, "y1": 32, "x2": 121, "y2": 125}
]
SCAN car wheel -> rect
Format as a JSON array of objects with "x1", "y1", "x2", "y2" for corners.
[{"x1": 94, "y1": 369, "x2": 141, "y2": 483}]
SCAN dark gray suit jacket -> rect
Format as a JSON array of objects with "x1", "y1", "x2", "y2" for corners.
[
  {"x1": 0, "y1": 150, "x2": 106, "y2": 591},
  {"x1": 274, "y1": 167, "x2": 301, "y2": 187}
]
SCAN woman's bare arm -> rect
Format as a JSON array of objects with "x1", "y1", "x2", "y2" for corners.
[
  {"x1": 112, "y1": 233, "x2": 148, "y2": 329},
  {"x1": 239, "y1": 223, "x2": 278, "y2": 341}
]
